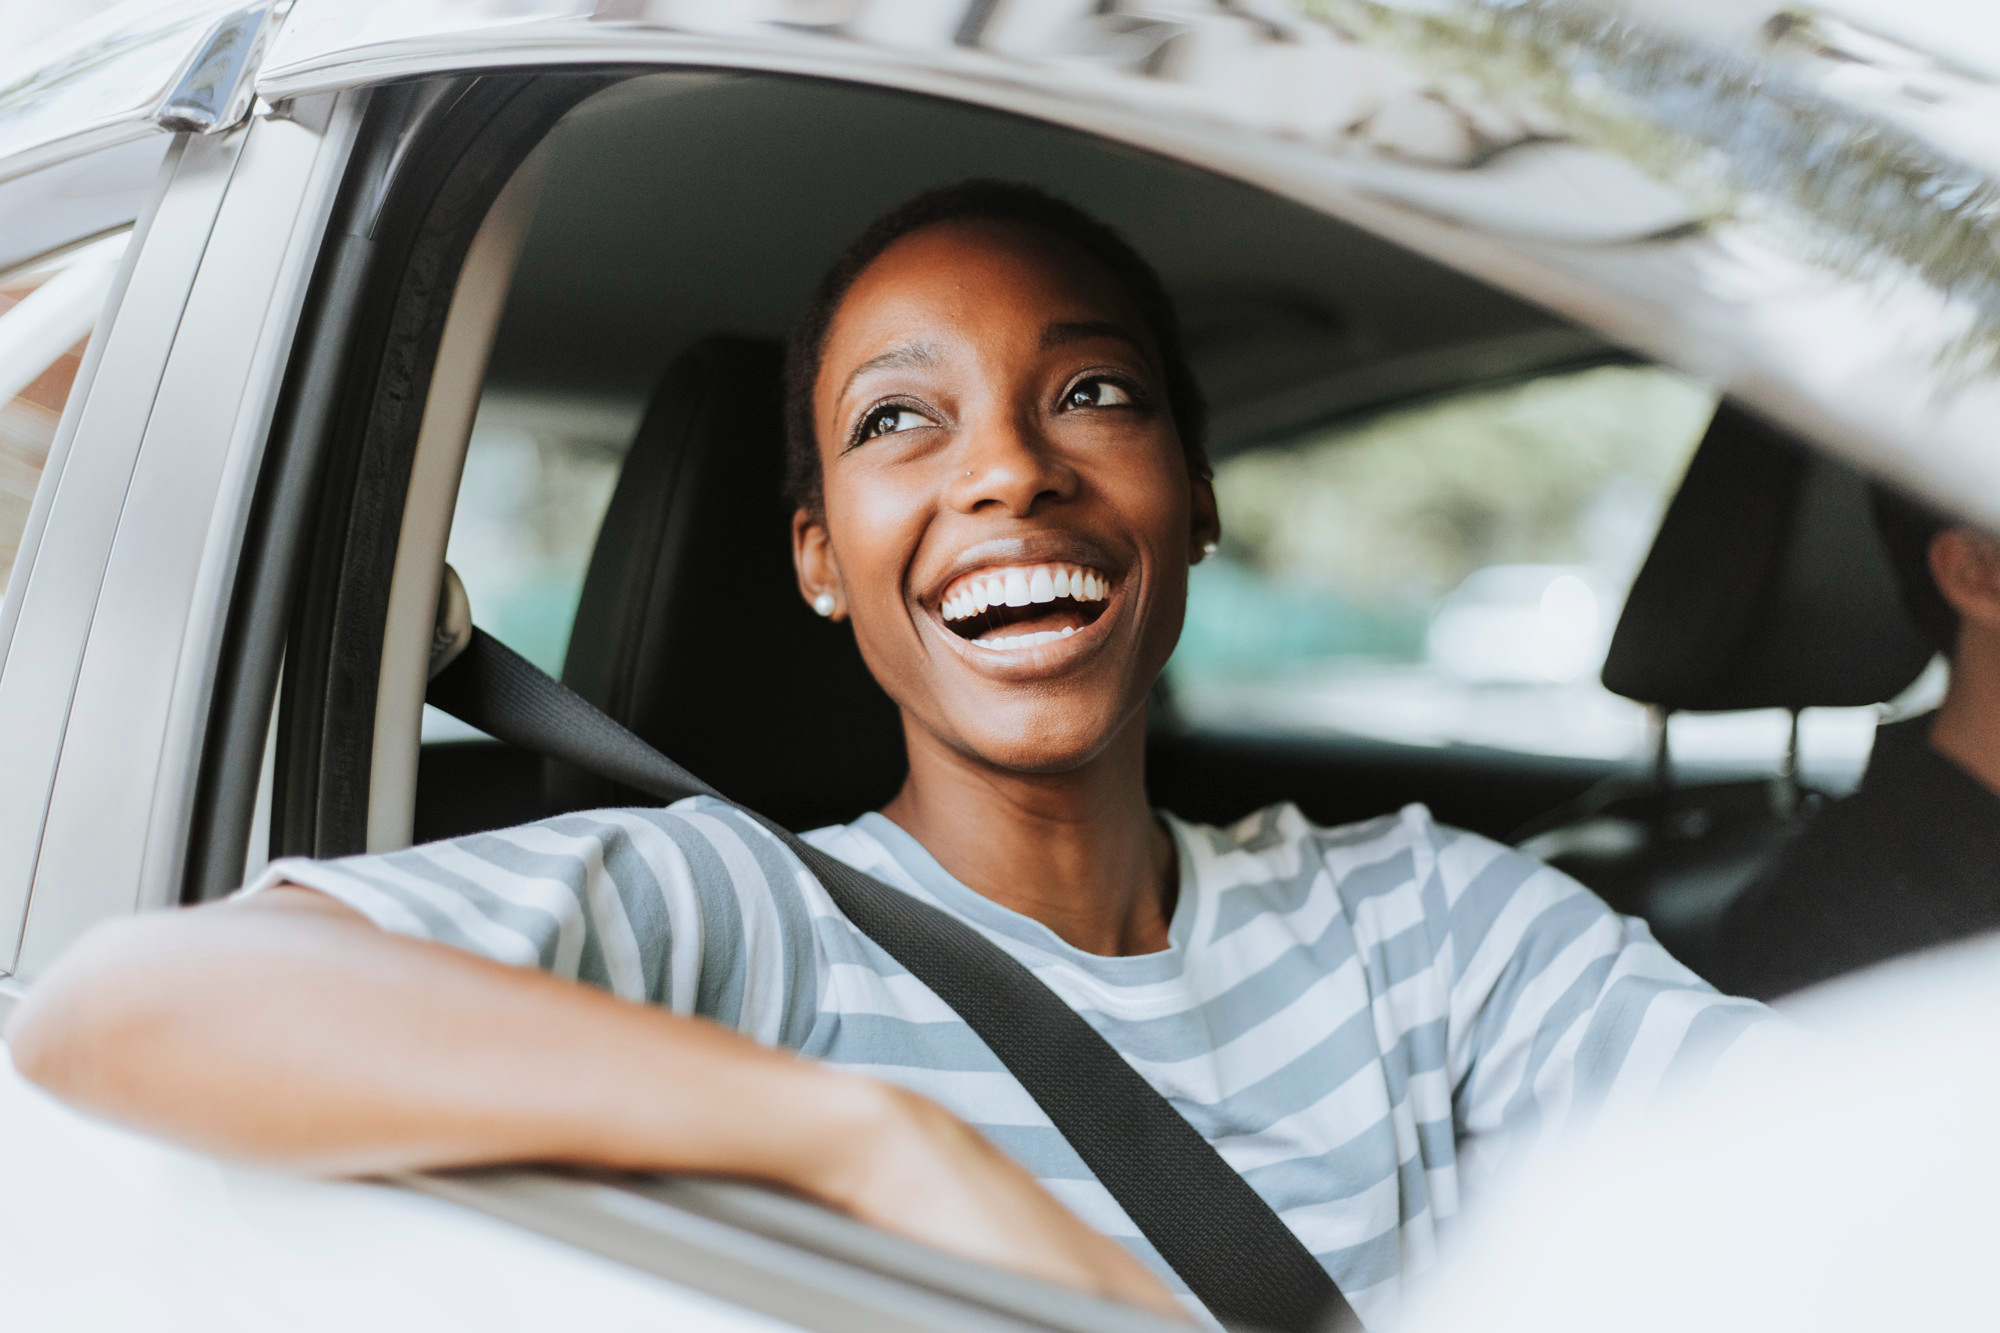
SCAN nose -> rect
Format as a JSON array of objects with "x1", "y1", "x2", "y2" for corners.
[{"x1": 945, "y1": 402, "x2": 1077, "y2": 516}]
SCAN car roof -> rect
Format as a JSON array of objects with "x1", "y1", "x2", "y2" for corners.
[
  {"x1": 7, "y1": 0, "x2": 1999, "y2": 525},
  {"x1": 486, "y1": 70, "x2": 1609, "y2": 460}
]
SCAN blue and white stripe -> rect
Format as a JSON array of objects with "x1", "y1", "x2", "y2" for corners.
[{"x1": 251, "y1": 798, "x2": 1772, "y2": 1326}]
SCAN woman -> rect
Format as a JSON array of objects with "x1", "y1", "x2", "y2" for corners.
[{"x1": 8, "y1": 182, "x2": 1772, "y2": 1325}]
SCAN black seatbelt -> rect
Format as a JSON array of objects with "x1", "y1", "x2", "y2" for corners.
[{"x1": 428, "y1": 629, "x2": 1355, "y2": 1333}]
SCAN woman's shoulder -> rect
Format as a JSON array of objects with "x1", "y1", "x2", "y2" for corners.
[
  {"x1": 534, "y1": 795, "x2": 811, "y2": 885},
  {"x1": 1167, "y1": 799, "x2": 1461, "y2": 864},
  {"x1": 1168, "y1": 800, "x2": 1535, "y2": 905}
]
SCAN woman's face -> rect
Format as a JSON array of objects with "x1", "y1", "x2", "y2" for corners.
[{"x1": 796, "y1": 219, "x2": 1218, "y2": 774}]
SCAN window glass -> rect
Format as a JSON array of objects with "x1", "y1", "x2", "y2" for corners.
[
  {"x1": 425, "y1": 389, "x2": 638, "y2": 739},
  {"x1": 1167, "y1": 363, "x2": 1882, "y2": 784},
  {"x1": 0, "y1": 230, "x2": 128, "y2": 601}
]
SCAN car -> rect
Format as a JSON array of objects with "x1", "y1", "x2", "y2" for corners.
[{"x1": 2, "y1": 0, "x2": 1995, "y2": 1327}]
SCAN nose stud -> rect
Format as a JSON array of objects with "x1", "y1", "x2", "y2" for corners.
[{"x1": 813, "y1": 592, "x2": 836, "y2": 617}]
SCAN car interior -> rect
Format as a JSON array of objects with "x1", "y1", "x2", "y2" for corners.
[{"x1": 219, "y1": 68, "x2": 1940, "y2": 996}]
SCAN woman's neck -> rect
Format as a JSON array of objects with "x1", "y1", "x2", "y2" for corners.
[
  {"x1": 1930, "y1": 629, "x2": 2000, "y2": 797},
  {"x1": 881, "y1": 713, "x2": 1175, "y2": 957}
]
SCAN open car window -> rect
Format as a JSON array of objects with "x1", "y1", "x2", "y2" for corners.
[
  {"x1": 422, "y1": 390, "x2": 634, "y2": 743},
  {"x1": 1168, "y1": 364, "x2": 1929, "y2": 793}
]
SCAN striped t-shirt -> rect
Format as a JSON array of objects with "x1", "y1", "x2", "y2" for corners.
[{"x1": 249, "y1": 798, "x2": 1773, "y2": 1325}]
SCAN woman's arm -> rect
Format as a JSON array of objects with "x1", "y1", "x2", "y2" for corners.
[
  {"x1": 6, "y1": 888, "x2": 1183, "y2": 1318},
  {"x1": 1436, "y1": 835, "x2": 1778, "y2": 1149}
]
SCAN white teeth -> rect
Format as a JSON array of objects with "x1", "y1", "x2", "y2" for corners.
[
  {"x1": 972, "y1": 628, "x2": 1074, "y2": 651},
  {"x1": 940, "y1": 564, "x2": 1111, "y2": 619}
]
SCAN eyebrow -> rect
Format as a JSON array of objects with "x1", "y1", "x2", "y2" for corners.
[
  {"x1": 1040, "y1": 320, "x2": 1148, "y2": 356},
  {"x1": 839, "y1": 341, "x2": 939, "y2": 400}
]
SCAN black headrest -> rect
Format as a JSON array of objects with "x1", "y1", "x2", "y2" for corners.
[
  {"x1": 551, "y1": 337, "x2": 906, "y2": 828},
  {"x1": 1601, "y1": 401, "x2": 1933, "y2": 711}
]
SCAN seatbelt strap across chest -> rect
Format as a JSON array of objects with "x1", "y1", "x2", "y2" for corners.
[{"x1": 428, "y1": 628, "x2": 1356, "y2": 1333}]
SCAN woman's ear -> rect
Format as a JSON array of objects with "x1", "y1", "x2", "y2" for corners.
[
  {"x1": 1190, "y1": 474, "x2": 1221, "y2": 563},
  {"x1": 792, "y1": 507, "x2": 847, "y2": 621},
  {"x1": 1930, "y1": 527, "x2": 2000, "y2": 633}
]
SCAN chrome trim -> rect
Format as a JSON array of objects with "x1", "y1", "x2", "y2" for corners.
[
  {"x1": 403, "y1": 1171, "x2": 1186, "y2": 1333},
  {"x1": 151, "y1": 3, "x2": 281, "y2": 136}
]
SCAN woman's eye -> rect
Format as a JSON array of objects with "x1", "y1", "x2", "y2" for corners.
[
  {"x1": 1064, "y1": 378, "x2": 1134, "y2": 410},
  {"x1": 862, "y1": 406, "x2": 928, "y2": 439}
]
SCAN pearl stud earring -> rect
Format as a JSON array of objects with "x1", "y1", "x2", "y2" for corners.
[
  {"x1": 1200, "y1": 541, "x2": 1219, "y2": 558},
  {"x1": 813, "y1": 592, "x2": 836, "y2": 617}
]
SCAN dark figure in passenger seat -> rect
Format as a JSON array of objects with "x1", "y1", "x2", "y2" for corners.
[{"x1": 1710, "y1": 491, "x2": 2000, "y2": 1000}]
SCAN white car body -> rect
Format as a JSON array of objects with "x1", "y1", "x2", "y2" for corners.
[{"x1": 2, "y1": 1047, "x2": 782, "y2": 1332}]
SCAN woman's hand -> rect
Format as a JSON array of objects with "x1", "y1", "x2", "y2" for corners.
[{"x1": 800, "y1": 1077, "x2": 1191, "y2": 1321}]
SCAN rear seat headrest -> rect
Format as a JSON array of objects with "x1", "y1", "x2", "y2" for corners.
[
  {"x1": 551, "y1": 336, "x2": 906, "y2": 827},
  {"x1": 1601, "y1": 401, "x2": 1933, "y2": 712}
]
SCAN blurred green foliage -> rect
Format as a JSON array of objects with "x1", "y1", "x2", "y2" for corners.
[{"x1": 1172, "y1": 363, "x2": 1714, "y2": 680}]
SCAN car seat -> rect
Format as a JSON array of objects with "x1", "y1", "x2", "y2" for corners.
[
  {"x1": 1514, "y1": 401, "x2": 1935, "y2": 976},
  {"x1": 546, "y1": 336, "x2": 907, "y2": 830}
]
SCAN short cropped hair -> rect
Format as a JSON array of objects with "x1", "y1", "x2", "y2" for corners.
[
  {"x1": 1871, "y1": 484, "x2": 1958, "y2": 654},
  {"x1": 782, "y1": 179, "x2": 1208, "y2": 515}
]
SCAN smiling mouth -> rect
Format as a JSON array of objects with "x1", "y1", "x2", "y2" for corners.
[{"x1": 937, "y1": 562, "x2": 1113, "y2": 651}]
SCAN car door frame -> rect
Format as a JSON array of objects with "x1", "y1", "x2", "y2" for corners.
[
  {"x1": 250, "y1": 6, "x2": 2000, "y2": 533},
  {"x1": 4, "y1": 94, "x2": 363, "y2": 984},
  {"x1": 0, "y1": 129, "x2": 211, "y2": 988}
]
